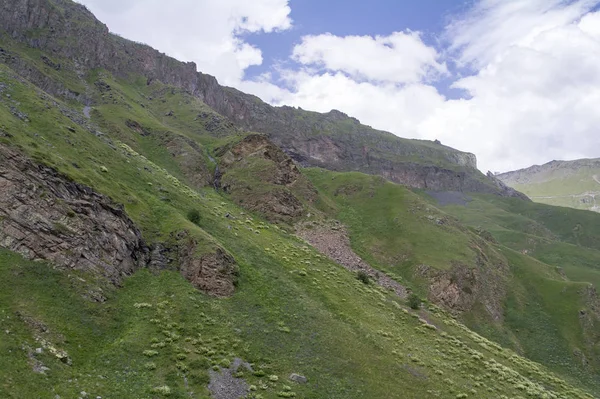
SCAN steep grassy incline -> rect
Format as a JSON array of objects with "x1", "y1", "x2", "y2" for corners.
[
  {"x1": 497, "y1": 159, "x2": 600, "y2": 212},
  {"x1": 420, "y1": 191, "x2": 600, "y2": 389},
  {"x1": 1, "y1": 63, "x2": 597, "y2": 399},
  {"x1": 304, "y1": 170, "x2": 600, "y2": 390}
]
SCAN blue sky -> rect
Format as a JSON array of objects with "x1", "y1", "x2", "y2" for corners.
[
  {"x1": 243, "y1": 0, "x2": 470, "y2": 98},
  {"x1": 80, "y1": 0, "x2": 600, "y2": 172},
  {"x1": 244, "y1": 0, "x2": 463, "y2": 74}
]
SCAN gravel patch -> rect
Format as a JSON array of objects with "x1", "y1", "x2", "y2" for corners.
[
  {"x1": 208, "y1": 358, "x2": 252, "y2": 399},
  {"x1": 296, "y1": 222, "x2": 407, "y2": 298}
]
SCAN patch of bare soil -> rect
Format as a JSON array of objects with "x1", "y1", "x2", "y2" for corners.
[{"x1": 296, "y1": 222, "x2": 407, "y2": 298}]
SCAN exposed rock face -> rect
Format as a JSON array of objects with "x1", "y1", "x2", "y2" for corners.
[
  {"x1": 219, "y1": 134, "x2": 305, "y2": 186},
  {"x1": 0, "y1": 144, "x2": 238, "y2": 296},
  {"x1": 0, "y1": 144, "x2": 146, "y2": 284},
  {"x1": 486, "y1": 172, "x2": 531, "y2": 201},
  {"x1": 418, "y1": 246, "x2": 508, "y2": 321},
  {"x1": 0, "y1": 0, "x2": 527, "y2": 198},
  {"x1": 178, "y1": 234, "x2": 239, "y2": 297},
  {"x1": 217, "y1": 135, "x2": 317, "y2": 223}
]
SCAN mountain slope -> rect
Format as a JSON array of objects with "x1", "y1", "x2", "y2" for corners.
[
  {"x1": 0, "y1": 0, "x2": 526, "y2": 198},
  {"x1": 0, "y1": 0, "x2": 599, "y2": 397},
  {"x1": 1, "y1": 62, "x2": 596, "y2": 398},
  {"x1": 422, "y1": 191, "x2": 600, "y2": 386},
  {"x1": 497, "y1": 158, "x2": 600, "y2": 212}
]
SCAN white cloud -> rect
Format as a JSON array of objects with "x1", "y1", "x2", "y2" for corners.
[
  {"x1": 445, "y1": 0, "x2": 598, "y2": 68},
  {"x1": 77, "y1": 0, "x2": 291, "y2": 85},
  {"x1": 431, "y1": 2, "x2": 600, "y2": 172},
  {"x1": 291, "y1": 32, "x2": 447, "y2": 84}
]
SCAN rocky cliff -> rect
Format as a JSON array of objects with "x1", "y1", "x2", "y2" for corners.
[
  {"x1": 0, "y1": 143, "x2": 238, "y2": 296},
  {"x1": 0, "y1": 0, "x2": 526, "y2": 197},
  {"x1": 0, "y1": 143, "x2": 146, "y2": 285}
]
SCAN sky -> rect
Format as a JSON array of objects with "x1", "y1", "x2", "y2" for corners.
[{"x1": 76, "y1": 0, "x2": 600, "y2": 173}]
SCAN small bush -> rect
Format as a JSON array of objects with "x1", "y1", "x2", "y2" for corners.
[
  {"x1": 187, "y1": 209, "x2": 201, "y2": 225},
  {"x1": 407, "y1": 293, "x2": 422, "y2": 310},
  {"x1": 152, "y1": 385, "x2": 171, "y2": 396},
  {"x1": 144, "y1": 362, "x2": 157, "y2": 370},
  {"x1": 356, "y1": 270, "x2": 370, "y2": 285}
]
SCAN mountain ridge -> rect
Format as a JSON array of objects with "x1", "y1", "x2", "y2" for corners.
[
  {"x1": 0, "y1": 0, "x2": 527, "y2": 198},
  {"x1": 498, "y1": 158, "x2": 600, "y2": 212}
]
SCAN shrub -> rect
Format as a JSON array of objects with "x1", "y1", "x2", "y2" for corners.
[
  {"x1": 187, "y1": 209, "x2": 201, "y2": 225},
  {"x1": 356, "y1": 270, "x2": 370, "y2": 285},
  {"x1": 152, "y1": 385, "x2": 171, "y2": 396},
  {"x1": 408, "y1": 293, "x2": 422, "y2": 310},
  {"x1": 144, "y1": 362, "x2": 157, "y2": 370}
]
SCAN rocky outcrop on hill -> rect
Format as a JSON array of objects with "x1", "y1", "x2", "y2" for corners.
[
  {"x1": 486, "y1": 172, "x2": 531, "y2": 201},
  {"x1": 0, "y1": 144, "x2": 146, "y2": 284},
  {"x1": 0, "y1": 0, "x2": 527, "y2": 198},
  {"x1": 177, "y1": 233, "x2": 239, "y2": 298},
  {"x1": 0, "y1": 144, "x2": 238, "y2": 296},
  {"x1": 216, "y1": 134, "x2": 318, "y2": 222}
]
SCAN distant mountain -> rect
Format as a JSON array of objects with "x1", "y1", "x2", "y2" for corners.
[{"x1": 498, "y1": 158, "x2": 600, "y2": 212}]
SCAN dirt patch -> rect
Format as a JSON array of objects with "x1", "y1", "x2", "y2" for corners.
[{"x1": 296, "y1": 222, "x2": 406, "y2": 298}]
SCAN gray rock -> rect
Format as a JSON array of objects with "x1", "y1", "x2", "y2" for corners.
[
  {"x1": 289, "y1": 373, "x2": 308, "y2": 384},
  {"x1": 0, "y1": 144, "x2": 147, "y2": 285}
]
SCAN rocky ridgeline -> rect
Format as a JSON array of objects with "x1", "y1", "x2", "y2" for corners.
[{"x1": 1, "y1": 0, "x2": 526, "y2": 197}]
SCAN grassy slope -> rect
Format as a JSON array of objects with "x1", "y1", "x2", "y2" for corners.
[
  {"x1": 422, "y1": 193, "x2": 600, "y2": 387},
  {"x1": 304, "y1": 169, "x2": 600, "y2": 390},
  {"x1": 0, "y1": 52, "x2": 598, "y2": 399},
  {"x1": 499, "y1": 161, "x2": 600, "y2": 212},
  {"x1": 0, "y1": 72, "x2": 590, "y2": 398}
]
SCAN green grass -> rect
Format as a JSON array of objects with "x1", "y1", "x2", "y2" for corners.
[
  {"x1": 421, "y1": 192, "x2": 600, "y2": 388},
  {"x1": 0, "y1": 32, "x2": 599, "y2": 398}
]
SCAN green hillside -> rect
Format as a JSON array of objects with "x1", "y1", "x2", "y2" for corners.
[
  {"x1": 0, "y1": 1, "x2": 599, "y2": 398},
  {"x1": 1, "y1": 63, "x2": 596, "y2": 398},
  {"x1": 497, "y1": 159, "x2": 600, "y2": 212}
]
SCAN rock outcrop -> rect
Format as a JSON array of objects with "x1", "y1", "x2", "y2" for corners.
[
  {"x1": 178, "y1": 235, "x2": 239, "y2": 298},
  {"x1": 486, "y1": 172, "x2": 531, "y2": 201},
  {"x1": 0, "y1": 0, "x2": 527, "y2": 198},
  {"x1": 0, "y1": 144, "x2": 146, "y2": 284},
  {"x1": 0, "y1": 144, "x2": 238, "y2": 296},
  {"x1": 216, "y1": 134, "x2": 318, "y2": 223},
  {"x1": 418, "y1": 243, "x2": 508, "y2": 321}
]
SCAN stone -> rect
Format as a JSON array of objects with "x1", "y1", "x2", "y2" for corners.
[{"x1": 289, "y1": 373, "x2": 307, "y2": 384}]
